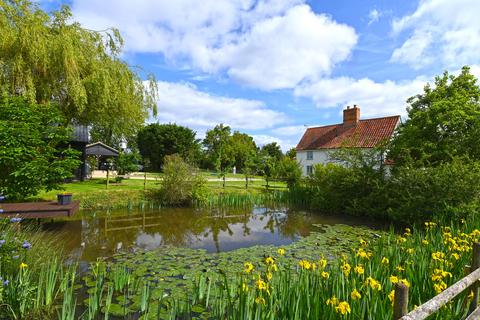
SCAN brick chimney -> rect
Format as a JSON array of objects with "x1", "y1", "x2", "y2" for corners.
[{"x1": 343, "y1": 105, "x2": 360, "y2": 127}]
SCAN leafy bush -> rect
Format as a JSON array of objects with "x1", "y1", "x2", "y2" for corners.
[
  {"x1": 157, "y1": 154, "x2": 208, "y2": 206},
  {"x1": 275, "y1": 157, "x2": 302, "y2": 189},
  {"x1": 115, "y1": 151, "x2": 140, "y2": 175},
  {"x1": 0, "y1": 95, "x2": 80, "y2": 200},
  {"x1": 385, "y1": 158, "x2": 480, "y2": 222},
  {"x1": 301, "y1": 149, "x2": 480, "y2": 223}
]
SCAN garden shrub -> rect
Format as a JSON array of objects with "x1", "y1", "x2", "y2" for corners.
[
  {"x1": 302, "y1": 153, "x2": 480, "y2": 223},
  {"x1": 275, "y1": 157, "x2": 302, "y2": 189},
  {"x1": 385, "y1": 158, "x2": 480, "y2": 222},
  {"x1": 157, "y1": 154, "x2": 209, "y2": 206}
]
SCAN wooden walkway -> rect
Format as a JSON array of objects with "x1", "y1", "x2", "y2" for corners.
[{"x1": 0, "y1": 201, "x2": 80, "y2": 218}]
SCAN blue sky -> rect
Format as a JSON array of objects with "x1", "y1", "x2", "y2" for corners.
[{"x1": 39, "y1": 0, "x2": 480, "y2": 150}]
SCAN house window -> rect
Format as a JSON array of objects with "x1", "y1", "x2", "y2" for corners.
[
  {"x1": 306, "y1": 151, "x2": 313, "y2": 160},
  {"x1": 306, "y1": 165, "x2": 313, "y2": 175}
]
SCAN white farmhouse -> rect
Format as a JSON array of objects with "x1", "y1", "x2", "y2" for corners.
[{"x1": 296, "y1": 106, "x2": 400, "y2": 175}]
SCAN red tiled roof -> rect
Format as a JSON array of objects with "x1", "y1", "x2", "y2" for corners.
[{"x1": 296, "y1": 115, "x2": 400, "y2": 150}]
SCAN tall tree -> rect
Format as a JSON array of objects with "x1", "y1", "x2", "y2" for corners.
[
  {"x1": 229, "y1": 131, "x2": 257, "y2": 172},
  {"x1": 285, "y1": 148, "x2": 297, "y2": 159},
  {"x1": 202, "y1": 124, "x2": 232, "y2": 170},
  {"x1": 0, "y1": 95, "x2": 80, "y2": 199},
  {"x1": 260, "y1": 142, "x2": 284, "y2": 162},
  {"x1": 0, "y1": 0, "x2": 157, "y2": 140},
  {"x1": 390, "y1": 67, "x2": 480, "y2": 166},
  {"x1": 137, "y1": 123, "x2": 200, "y2": 171}
]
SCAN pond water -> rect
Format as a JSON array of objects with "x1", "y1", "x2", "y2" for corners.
[{"x1": 41, "y1": 207, "x2": 382, "y2": 262}]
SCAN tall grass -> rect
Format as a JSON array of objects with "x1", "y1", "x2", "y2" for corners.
[
  {"x1": 195, "y1": 190, "x2": 292, "y2": 209},
  {"x1": 169, "y1": 214, "x2": 480, "y2": 319},
  {"x1": 0, "y1": 222, "x2": 75, "y2": 319},
  {"x1": 48, "y1": 213, "x2": 480, "y2": 319}
]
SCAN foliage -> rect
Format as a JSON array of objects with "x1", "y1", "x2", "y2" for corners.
[
  {"x1": 385, "y1": 158, "x2": 480, "y2": 222},
  {"x1": 260, "y1": 142, "x2": 284, "y2": 162},
  {"x1": 258, "y1": 154, "x2": 277, "y2": 188},
  {"x1": 115, "y1": 151, "x2": 140, "y2": 175},
  {"x1": 137, "y1": 123, "x2": 201, "y2": 171},
  {"x1": 180, "y1": 217, "x2": 479, "y2": 319},
  {"x1": 62, "y1": 215, "x2": 480, "y2": 319},
  {"x1": 0, "y1": 0, "x2": 157, "y2": 140},
  {"x1": 389, "y1": 66, "x2": 480, "y2": 166},
  {"x1": 275, "y1": 157, "x2": 302, "y2": 189},
  {"x1": 285, "y1": 148, "x2": 297, "y2": 159},
  {"x1": 202, "y1": 124, "x2": 233, "y2": 172},
  {"x1": 0, "y1": 95, "x2": 80, "y2": 200},
  {"x1": 0, "y1": 213, "x2": 72, "y2": 319},
  {"x1": 157, "y1": 154, "x2": 208, "y2": 206},
  {"x1": 302, "y1": 148, "x2": 480, "y2": 222},
  {"x1": 229, "y1": 131, "x2": 257, "y2": 172}
]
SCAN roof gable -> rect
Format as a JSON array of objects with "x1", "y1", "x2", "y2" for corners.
[
  {"x1": 85, "y1": 142, "x2": 119, "y2": 156},
  {"x1": 296, "y1": 115, "x2": 400, "y2": 151}
]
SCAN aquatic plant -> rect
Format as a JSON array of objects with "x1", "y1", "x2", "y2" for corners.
[{"x1": 175, "y1": 216, "x2": 479, "y2": 319}]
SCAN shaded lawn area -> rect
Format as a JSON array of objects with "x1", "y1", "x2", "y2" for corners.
[{"x1": 35, "y1": 178, "x2": 287, "y2": 201}]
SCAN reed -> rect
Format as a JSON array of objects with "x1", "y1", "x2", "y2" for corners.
[{"x1": 164, "y1": 214, "x2": 480, "y2": 319}]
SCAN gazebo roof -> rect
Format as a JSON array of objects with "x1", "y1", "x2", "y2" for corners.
[{"x1": 85, "y1": 142, "x2": 119, "y2": 157}]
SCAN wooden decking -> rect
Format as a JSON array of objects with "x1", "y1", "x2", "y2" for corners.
[{"x1": 0, "y1": 201, "x2": 80, "y2": 219}]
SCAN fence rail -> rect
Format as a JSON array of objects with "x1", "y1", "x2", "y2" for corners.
[{"x1": 394, "y1": 242, "x2": 480, "y2": 320}]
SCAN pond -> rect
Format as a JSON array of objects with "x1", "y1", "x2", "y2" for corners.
[{"x1": 41, "y1": 206, "x2": 383, "y2": 262}]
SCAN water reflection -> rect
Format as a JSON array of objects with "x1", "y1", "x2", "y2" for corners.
[{"x1": 41, "y1": 207, "x2": 378, "y2": 262}]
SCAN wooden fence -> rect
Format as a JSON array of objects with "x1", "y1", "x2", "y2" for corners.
[{"x1": 394, "y1": 242, "x2": 480, "y2": 320}]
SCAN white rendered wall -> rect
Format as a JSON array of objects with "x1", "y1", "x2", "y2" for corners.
[
  {"x1": 296, "y1": 150, "x2": 332, "y2": 175},
  {"x1": 297, "y1": 149, "x2": 385, "y2": 175}
]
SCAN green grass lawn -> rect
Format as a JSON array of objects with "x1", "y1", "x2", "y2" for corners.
[
  {"x1": 35, "y1": 176, "x2": 286, "y2": 201},
  {"x1": 127, "y1": 170, "x2": 263, "y2": 180}
]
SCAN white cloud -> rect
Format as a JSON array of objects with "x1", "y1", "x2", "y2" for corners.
[
  {"x1": 153, "y1": 81, "x2": 286, "y2": 132},
  {"x1": 294, "y1": 77, "x2": 427, "y2": 118},
  {"x1": 391, "y1": 0, "x2": 480, "y2": 69},
  {"x1": 271, "y1": 125, "x2": 306, "y2": 137},
  {"x1": 251, "y1": 134, "x2": 296, "y2": 151},
  {"x1": 71, "y1": 1, "x2": 357, "y2": 90},
  {"x1": 367, "y1": 9, "x2": 381, "y2": 25}
]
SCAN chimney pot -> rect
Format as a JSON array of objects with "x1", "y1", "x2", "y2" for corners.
[{"x1": 343, "y1": 105, "x2": 360, "y2": 127}]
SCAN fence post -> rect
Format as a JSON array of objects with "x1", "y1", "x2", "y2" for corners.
[
  {"x1": 394, "y1": 282, "x2": 409, "y2": 320},
  {"x1": 468, "y1": 242, "x2": 480, "y2": 314}
]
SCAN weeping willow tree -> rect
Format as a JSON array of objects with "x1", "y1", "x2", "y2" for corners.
[{"x1": 0, "y1": 0, "x2": 157, "y2": 140}]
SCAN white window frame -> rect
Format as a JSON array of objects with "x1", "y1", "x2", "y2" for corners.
[
  {"x1": 306, "y1": 165, "x2": 313, "y2": 175},
  {"x1": 306, "y1": 151, "x2": 313, "y2": 160}
]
